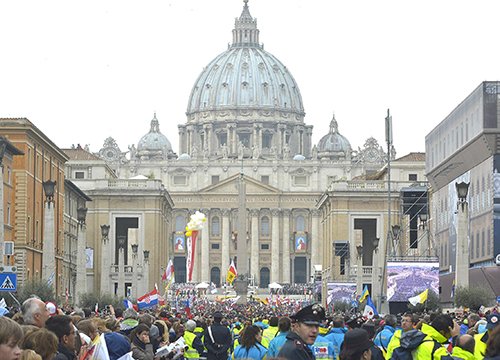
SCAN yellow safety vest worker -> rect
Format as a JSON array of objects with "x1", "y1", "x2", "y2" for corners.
[
  {"x1": 184, "y1": 331, "x2": 200, "y2": 359},
  {"x1": 473, "y1": 331, "x2": 488, "y2": 360}
]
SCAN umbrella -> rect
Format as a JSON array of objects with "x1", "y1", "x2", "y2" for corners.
[
  {"x1": 268, "y1": 282, "x2": 283, "y2": 289},
  {"x1": 195, "y1": 282, "x2": 210, "y2": 289}
]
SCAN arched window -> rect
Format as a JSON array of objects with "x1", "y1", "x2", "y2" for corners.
[
  {"x1": 175, "y1": 215, "x2": 185, "y2": 232},
  {"x1": 261, "y1": 216, "x2": 269, "y2": 235},
  {"x1": 296, "y1": 215, "x2": 306, "y2": 232},
  {"x1": 212, "y1": 216, "x2": 220, "y2": 236}
]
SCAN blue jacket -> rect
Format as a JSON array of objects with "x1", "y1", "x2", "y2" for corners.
[
  {"x1": 267, "y1": 332, "x2": 288, "y2": 358},
  {"x1": 231, "y1": 343, "x2": 267, "y2": 360},
  {"x1": 310, "y1": 334, "x2": 335, "y2": 359},
  {"x1": 374, "y1": 325, "x2": 396, "y2": 351},
  {"x1": 324, "y1": 328, "x2": 346, "y2": 360}
]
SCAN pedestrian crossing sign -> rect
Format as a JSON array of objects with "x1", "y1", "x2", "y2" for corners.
[{"x1": 0, "y1": 273, "x2": 17, "y2": 291}]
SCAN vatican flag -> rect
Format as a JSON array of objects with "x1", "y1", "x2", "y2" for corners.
[
  {"x1": 408, "y1": 289, "x2": 429, "y2": 306},
  {"x1": 226, "y1": 259, "x2": 237, "y2": 284}
]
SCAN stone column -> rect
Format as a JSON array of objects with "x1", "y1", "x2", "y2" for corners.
[
  {"x1": 206, "y1": 125, "x2": 213, "y2": 155},
  {"x1": 75, "y1": 222, "x2": 87, "y2": 303},
  {"x1": 42, "y1": 200, "x2": 56, "y2": 287},
  {"x1": 282, "y1": 210, "x2": 291, "y2": 284},
  {"x1": 221, "y1": 209, "x2": 231, "y2": 284},
  {"x1": 250, "y1": 209, "x2": 259, "y2": 285},
  {"x1": 201, "y1": 208, "x2": 211, "y2": 283},
  {"x1": 117, "y1": 248, "x2": 125, "y2": 297},
  {"x1": 372, "y1": 245, "x2": 379, "y2": 308},
  {"x1": 226, "y1": 125, "x2": 232, "y2": 154},
  {"x1": 455, "y1": 201, "x2": 469, "y2": 288},
  {"x1": 100, "y1": 237, "x2": 109, "y2": 294},
  {"x1": 311, "y1": 210, "x2": 321, "y2": 272},
  {"x1": 271, "y1": 209, "x2": 280, "y2": 283}
]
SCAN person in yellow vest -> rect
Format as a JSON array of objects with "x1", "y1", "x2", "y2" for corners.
[
  {"x1": 474, "y1": 314, "x2": 500, "y2": 360},
  {"x1": 385, "y1": 313, "x2": 417, "y2": 359},
  {"x1": 451, "y1": 334, "x2": 476, "y2": 360},
  {"x1": 184, "y1": 320, "x2": 204, "y2": 359},
  {"x1": 410, "y1": 314, "x2": 460, "y2": 360},
  {"x1": 262, "y1": 317, "x2": 279, "y2": 348}
]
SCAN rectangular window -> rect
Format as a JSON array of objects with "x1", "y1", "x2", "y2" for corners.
[
  {"x1": 408, "y1": 174, "x2": 417, "y2": 181},
  {"x1": 6, "y1": 203, "x2": 10, "y2": 225},
  {"x1": 211, "y1": 243, "x2": 220, "y2": 250},
  {"x1": 211, "y1": 175, "x2": 220, "y2": 185},
  {"x1": 261, "y1": 175, "x2": 269, "y2": 185},
  {"x1": 471, "y1": 234, "x2": 474, "y2": 259},
  {"x1": 262, "y1": 134, "x2": 272, "y2": 148},
  {"x1": 294, "y1": 176, "x2": 307, "y2": 186},
  {"x1": 7, "y1": 167, "x2": 10, "y2": 184},
  {"x1": 75, "y1": 171, "x2": 85, "y2": 179},
  {"x1": 465, "y1": 118, "x2": 469, "y2": 141},
  {"x1": 173, "y1": 176, "x2": 187, "y2": 185},
  {"x1": 261, "y1": 244, "x2": 269, "y2": 250},
  {"x1": 482, "y1": 231, "x2": 485, "y2": 257}
]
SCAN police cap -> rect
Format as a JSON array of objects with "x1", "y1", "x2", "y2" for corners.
[{"x1": 291, "y1": 304, "x2": 325, "y2": 325}]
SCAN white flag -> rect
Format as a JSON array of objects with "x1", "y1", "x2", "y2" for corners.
[
  {"x1": 0, "y1": 298, "x2": 6, "y2": 308},
  {"x1": 86, "y1": 248, "x2": 94, "y2": 269}
]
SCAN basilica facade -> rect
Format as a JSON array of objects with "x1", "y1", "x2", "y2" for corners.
[{"x1": 68, "y1": 1, "x2": 393, "y2": 292}]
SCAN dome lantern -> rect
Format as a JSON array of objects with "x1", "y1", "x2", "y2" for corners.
[{"x1": 232, "y1": 0, "x2": 260, "y2": 48}]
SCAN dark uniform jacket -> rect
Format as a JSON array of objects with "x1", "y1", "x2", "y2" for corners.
[
  {"x1": 203, "y1": 322, "x2": 232, "y2": 360},
  {"x1": 277, "y1": 331, "x2": 316, "y2": 360}
]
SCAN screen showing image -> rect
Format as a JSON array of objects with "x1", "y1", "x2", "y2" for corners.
[
  {"x1": 326, "y1": 282, "x2": 357, "y2": 305},
  {"x1": 387, "y1": 262, "x2": 439, "y2": 302}
]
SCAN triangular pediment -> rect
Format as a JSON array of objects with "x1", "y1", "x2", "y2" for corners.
[{"x1": 200, "y1": 174, "x2": 281, "y2": 195}]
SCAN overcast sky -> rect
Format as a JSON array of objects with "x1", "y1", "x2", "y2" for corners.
[{"x1": 1, "y1": 1, "x2": 499, "y2": 159}]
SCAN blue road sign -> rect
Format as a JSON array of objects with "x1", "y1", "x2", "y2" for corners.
[
  {"x1": 0, "y1": 273, "x2": 17, "y2": 291},
  {"x1": 497, "y1": 295, "x2": 500, "y2": 304},
  {"x1": 351, "y1": 300, "x2": 358, "y2": 308}
]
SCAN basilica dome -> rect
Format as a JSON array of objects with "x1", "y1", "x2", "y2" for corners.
[
  {"x1": 186, "y1": 2, "x2": 304, "y2": 116},
  {"x1": 317, "y1": 115, "x2": 351, "y2": 152},
  {"x1": 138, "y1": 114, "x2": 172, "y2": 152}
]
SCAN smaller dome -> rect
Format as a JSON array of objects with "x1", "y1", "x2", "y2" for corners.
[
  {"x1": 317, "y1": 114, "x2": 351, "y2": 152},
  {"x1": 178, "y1": 153, "x2": 191, "y2": 160},
  {"x1": 293, "y1": 154, "x2": 306, "y2": 161},
  {"x1": 137, "y1": 114, "x2": 172, "y2": 152}
]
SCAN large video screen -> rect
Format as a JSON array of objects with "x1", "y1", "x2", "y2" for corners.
[
  {"x1": 326, "y1": 282, "x2": 357, "y2": 305},
  {"x1": 387, "y1": 262, "x2": 439, "y2": 302}
]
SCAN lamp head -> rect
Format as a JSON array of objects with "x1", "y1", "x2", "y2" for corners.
[
  {"x1": 456, "y1": 182, "x2": 470, "y2": 201},
  {"x1": 101, "y1": 225, "x2": 110, "y2": 239},
  {"x1": 391, "y1": 225, "x2": 401, "y2": 239}
]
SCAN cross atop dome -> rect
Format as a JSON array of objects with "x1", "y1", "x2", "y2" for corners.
[
  {"x1": 330, "y1": 114, "x2": 339, "y2": 134},
  {"x1": 232, "y1": 0, "x2": 260, "y2": 48}
]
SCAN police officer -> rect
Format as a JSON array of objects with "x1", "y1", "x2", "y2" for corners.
[
  {"x1": 204, "y1": 312, "x2": 232, "y2": 360},
  {"x1": 277, "y1": 304, "x2": 326, "y2": 360}
]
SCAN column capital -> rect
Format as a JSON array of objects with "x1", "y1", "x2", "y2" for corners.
[
  {"x1": 282, "y1": 209, "x2": 291, "y2": 216},
  {"x1": 311, "y1": 209, "x2": 322, "y2": 217},
  {"x1": 271, "y1": 208, "x2": 281, "y2": 217},
  {"x1": 201, "y1": 208, "x2": 211, "y2": 216},
  {"x1": 250, "y1": 209, "x2": 260, "y2": 217},
  {"x1": 221, "y1": 208, "x2": 232, "y2": 216}
]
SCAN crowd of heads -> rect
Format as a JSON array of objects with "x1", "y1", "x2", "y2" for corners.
[{"x1": 1, "y1": 293, "x2": 500, "y2": 360}]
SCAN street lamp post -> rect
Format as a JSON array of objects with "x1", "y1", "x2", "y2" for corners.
[
  {"x1": 100, "y1": 225, "x2": 110, "y2": 294},
  {"x1": 356, "y1": 245, "x2": 363, "y2": 295},
  {"x1": 371, "y1": 237, "x2": 380, "y2": 307},
  {"x1": 42, "y1": 180, "x2": 57, "y2": 286},
  {"x1": 0, "y1": 137, "x2": 7, "y2": 266},
  {"x1": 74, "y1": 207, "x2": 87, "y2": 304},
  {"x1": 117, "y1": 235, "x2": 126, "y2": 297},
  {"x1": 131, "y1": 243, "x2": 139, "y2": 299},
  {"x1": 455, "y1": 182, "x2": 470, "y2": 289}
]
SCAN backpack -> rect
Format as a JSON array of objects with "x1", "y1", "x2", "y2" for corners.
[{"x1": 390, "y1": 330, "x2": 441, "y2": 360}]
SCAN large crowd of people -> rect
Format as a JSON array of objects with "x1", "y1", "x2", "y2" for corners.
[{"x1": 0, "y1": 295, "x2": 499, "y2": 360}]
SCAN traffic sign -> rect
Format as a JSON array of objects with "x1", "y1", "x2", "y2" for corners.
[
  {"x1": 0, "y1": 273, "x2": 17, "y2": 291},
  {"x1": 497, "y1": 295, "x2": 500, "y2": 305}
]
